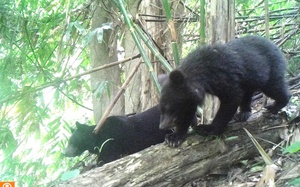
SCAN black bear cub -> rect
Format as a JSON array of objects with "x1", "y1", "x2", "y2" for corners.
[
  {"x1": 159, "y1": 35, "x2": 291, "y2": 147},
  {"x1": 65, "y1": 105, "x2": 171, "y2": 165}
]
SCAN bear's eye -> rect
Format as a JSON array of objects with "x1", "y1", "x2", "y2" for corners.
[{"x1": 162, "y1": 104, "x2": 171, "y2": 113}]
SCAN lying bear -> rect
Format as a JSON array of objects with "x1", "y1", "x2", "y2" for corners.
[
  {"x1": 65, "y1": 105, "x2": 172, "y2": 165},
  {"x1": 159, "y1": 35, "x2": 291, "y2": 147}
]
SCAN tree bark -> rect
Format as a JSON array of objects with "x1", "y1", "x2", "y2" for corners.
[{"x1": 58, "y1": 112, "x2": 287, "y2": 187}]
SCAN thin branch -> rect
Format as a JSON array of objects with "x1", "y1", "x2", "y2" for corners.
[
  {"x1": 236, "y1": 12, "x2": 299, "y2": 22},
  {"x1": 0, "y1": 54, "x2": 141, "y2": 105},
  {"x1": 179, "y1": 0, "x2": 201, "y2": 19},
  {"x1": 64, "y1": 54, "x2": 140, "y2": 81},
  {"x1": 58, "y1": 88, "x2": 93, "y2": 111},
  {"x1": 276, "y1": 27, "x2": 300, "y2": 47}
]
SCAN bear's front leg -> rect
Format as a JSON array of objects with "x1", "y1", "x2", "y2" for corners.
[
  {"x1": 165, "y1": 124, "x2": 189, "y2": 147},
  {"x1": 234, "y1": 91, "x2": 253, "y2": 122},
  {"x1": 165, "y1": 132, "x2": 187, "y2": 147}
]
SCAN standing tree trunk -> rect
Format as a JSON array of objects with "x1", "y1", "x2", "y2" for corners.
[
  {"x1": 202, "y1": 0, "x2": 235, "y2": 124},
  {"x1": 89, "y1": 1, "x2": 124, "y2": 122},
  {"x1": 207, "y1": 0, "x2": 235, "y2": 43}
]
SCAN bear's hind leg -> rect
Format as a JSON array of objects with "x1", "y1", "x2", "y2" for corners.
[
  {"x1": 234, "y1": 91, "x2": 253, "y2": 122},
  {"x1": 262, "y1": 81, "x2": 291, "y2": 113}
]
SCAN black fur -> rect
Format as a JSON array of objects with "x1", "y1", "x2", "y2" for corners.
[
  {"x1": 159, "y1": 35, "x2": 291, "y2": 147},
  {"x1": 65, "y1": 105, "x2": 172, "y2": 165}
]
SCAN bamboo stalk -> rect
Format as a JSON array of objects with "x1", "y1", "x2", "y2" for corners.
[
  {"x1": 114, "y1": 0, "x2": 161, "y2": 92},
  {"x1": 200, "y1": 0, "x2": 206, "y2": 44},
  {"x1": 265, "y1": 0, "x2": 270, "y2": 38},
  {"x1": 133, "y1": 23, "x2": 173, "y2": 72},
  {"x1": 162, "y1": 0, "x2": 180, "y2": 67}
]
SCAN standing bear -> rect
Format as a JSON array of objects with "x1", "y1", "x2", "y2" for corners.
[{"x1": 159, "y1": 35, "x2": 291, "y2": 147}]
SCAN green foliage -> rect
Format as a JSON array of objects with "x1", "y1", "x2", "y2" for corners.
[
  {"x1": 283, "y1": 141, "x2": 300, "y2": 154},
  {"x1": 288, "y1": 56, "x2": 300, "y2": 75},
  {"x1": 181, "y1": 0, "x2": 201, "y2": 55},
  {"x1": 0, "y1": 0, "x2": 94, "y2": 185},
  {"x1": 0, "y1": 128, "x2": 17, "y2": 159},
  {"x1": 289, "y1": 177, "x2": 300, "y2": 186},
  {"x1": 94, "y1": 81, "x2": 111, "y2": 100},
  {"x1": 67, "y1": 21, "x2": 113, "y2": 47},
  {"x1": 60, "y1": 169, "x2": 80, "y2": 181},
  {"x1": 235, "y1": 0, "x2": 298, "y2": 39}
]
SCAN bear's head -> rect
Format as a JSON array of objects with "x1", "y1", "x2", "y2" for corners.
[
  {"x1": 159, "y1": 70, "x2": 203, "y2": 130},
  {"x1": 64, "y1": 122, "x2": 96, "y2": 157}
]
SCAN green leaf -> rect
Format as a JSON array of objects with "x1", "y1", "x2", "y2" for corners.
[
  {"x1": 83, "y1": 22, "x2": 113, "y2": 46},
  {"x1": 60, "y1": 169, "x2": 80, "y2": 181},
  {"x1": 289, "y1": 177, "x2": 300, "y2": 186},
  {"x1": 101, "y1": 22, "x2": 113, "y2": 30},
  {"x1": 96, "y1": 28, "x2": 104, "y2": 43},
  {"x1": 283, "y1": 141, "x2": 300, "y2": 154},
  {"x1": 95, "y1": 22, "x2": 113, "y2": 44},
  {"x1": 0, "y1": 128, "x2": 18, "y2": 158},
  {"x1": 84, "y1": 29, "x2": 98, "y2": 46},
  {"x1": 73, "y1": 21, "x2": 87, "y2": 35},
  {"x1": 94, "y1": 81, "x2": 111, "y2": 99}
]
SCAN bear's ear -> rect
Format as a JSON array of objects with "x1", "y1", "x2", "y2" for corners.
[
  {"x1": 75, "y1": 121, "x2": 84, "y2": 129},
  {"x1": 158, "y1": 74, "x2": 168, "y2": 87},
  {"x1": 169, "y1": 70, "x2": 186, "y2": 85}
]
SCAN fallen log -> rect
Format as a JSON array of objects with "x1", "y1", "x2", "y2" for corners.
[{"x1": 58, "y1": 112, "x2": 287, "y2": 187}]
